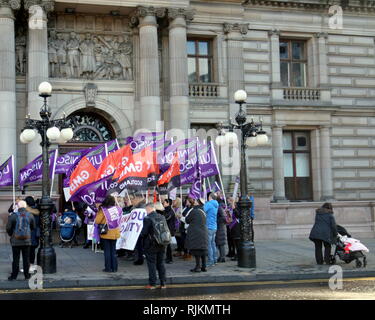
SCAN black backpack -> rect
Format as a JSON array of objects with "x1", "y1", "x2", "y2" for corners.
[
  {"x1": 14, "y1": 211, "x2": 31, "y2": 240},
  {"x1": 149, "y1": 214, "x2": 171, "y2": 247}
]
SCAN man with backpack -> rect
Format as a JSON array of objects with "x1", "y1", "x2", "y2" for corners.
[
  {"x1": 140, "y1": 202, "x2": 171, "y2": 289},
  {"x1": 6, "y1": 200, "x2": 35, "y2": 281}
]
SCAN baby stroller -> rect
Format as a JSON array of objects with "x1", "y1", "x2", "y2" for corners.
[
  {"x1": 329, "y1": 225, "x2": 369, "y2": 268},
  {"x1": 59, "y1": 211, "x2": 79, "y2": 248}
]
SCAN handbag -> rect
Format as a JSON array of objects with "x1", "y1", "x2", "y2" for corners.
[{"x1": 98, "y1": 223, "x2": 108, "y2": 235}]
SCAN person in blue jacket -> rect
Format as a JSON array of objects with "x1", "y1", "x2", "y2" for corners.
[{"x1": 204, "y1": 192, "x2": 219, "y2": 267}]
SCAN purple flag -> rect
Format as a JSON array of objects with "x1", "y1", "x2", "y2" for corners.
[
  {"x1": 55, "y1": 148, "x2": 91, "y2": 175},
  {"x1": 19, "y1": 150, "x2": 57, "y2": 189},
  {"x1": 70, "y1": 174, "x2": 114, "y2": 208},
  {"x1": 197, "y1": 139, "x2": 220, "y2": 179},
  {"x1": 207, "y1": 180, "x2": 221, "y2": 194},
  {"x1": 62, "y1": 140, "x2": 119, "y2": 188},
  {"x1": 160, "y1": 138, "x2": 198, "y2": 186},
  {"x1": 0, "y1": 156, "x2": 13, "y2": 187},
  {"x1": 126, "y1": 132, "x2": 165, "y2": 154},
  {"x1": 102, "y1": 206, "x2": 122, "y2": 230}
]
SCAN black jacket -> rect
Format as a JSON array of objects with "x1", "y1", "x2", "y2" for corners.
[
  {"x1": 140, "y1": 211, "x2": 166, "y2": 253},
  {"x1": 309, "y1": 207, "x2": 338, "y2": 244},
  {"x1": 6, "y1": 208, "x2": 36, "y2": 247},
  {"x1": 229, "y1": 208, "x2": 241, "y2": 240},
  {"x1": 163, "y1": 205, "x2": 176, "y2": 236},
  {"x1": 215, "y1": 206, "x2": 227, "y2": 246},
  {"x1": 185, "y1": 205, "x2": 208, "y2": 251}
]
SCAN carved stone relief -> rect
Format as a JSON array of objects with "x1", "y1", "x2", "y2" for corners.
[{"x1": 48, "y1": 13, "x2": 133, "y2": 80}]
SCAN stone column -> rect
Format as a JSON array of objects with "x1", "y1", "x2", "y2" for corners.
[
  {"x1": 320, "y1": 126, "x2": 334, "y2": 201},
  {"x1": 315, "y1": 33, "x2": 329, "y2": 87},
  {"x1": 0, "y1": 1, "x2": 20, "y2": 164},
  {"x1": 168, "y1": 8, "x2": 194, "y2": 135},
  {"x1": 224, "y1": 23, "x2": 248, "y2": 119},
  {"x1": 130, "y1": 21, "x2": 140, "y2": 132},
  {"x1": 272, "y1": 125, "x2": 286, "y2": 201},
  {"x1": 269, "y1": 29, "x2": 283, "y2": 101},
  {"x1": 133, "y1": 6, "x2": 165, "y2": 131},
  {"x1": 26, "y1": 0, "x2": 54, "y2": 162}
]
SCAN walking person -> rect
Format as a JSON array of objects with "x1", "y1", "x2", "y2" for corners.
[
  {"x1": 6, "y1": 200, "x2": 35, "y2": 281},
  {"x1": 163, "y1": 198, "x2": 176, "y2": 264},
  {"x1": 94, "y1": 195, "x2": 121, "y2": 273},
  {"x1": 204, "y1": 192, "x2": 219, "y2": 267},
  {"x1": 25, "y1": 196, "x2": 40, "y2": 272},
  {"x1": 182, "y1": 197, "x2": 208, "y2": 272},
  {"x1": 140, "y1": 203, "x2": 168, "y2": 289},
  {"x1": 309, "y1": 202, "x2": 338, "y2": 265}
]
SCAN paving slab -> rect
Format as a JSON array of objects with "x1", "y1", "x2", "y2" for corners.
[{"x1": 0, "y1": 239, "x2": 374, "y2": 290}]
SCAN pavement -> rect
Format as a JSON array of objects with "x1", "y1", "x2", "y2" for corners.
[{"x1": 1, "y1": 238, "x2": 375, "y2": 290}]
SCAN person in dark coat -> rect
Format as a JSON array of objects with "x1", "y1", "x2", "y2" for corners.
[
  {"x1": 6, "y1": 200, "x2": 35, "y2": 281},
  {"x1": 163, "y1": 198, "x2": 176, "y2": 264},
  {"x1": 182, "y1": 197, "x2": 208, "y2": 272},
  {"x1": 215, "y1": 202, "x2": 227, "y2": 262},
  {"x1": 229, "y1": 204, "x2": 241, "y2": 261},
  {"x1": 24, "y1": 196, "x2": 40, "y2": 271},
  {"x1": 309, "y1": 202, "x2": 338, "y2": 265},
  {"x1": 140, "y1": 202, "x2": 168, "y2": 289}
]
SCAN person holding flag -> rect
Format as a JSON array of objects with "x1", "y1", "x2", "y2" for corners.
[{"x1": 94, "y1": 195, "x2": 121, "y2": 273}]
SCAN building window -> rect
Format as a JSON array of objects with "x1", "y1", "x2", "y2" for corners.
[
  {"x1": 280, "y1": 40, "x2": 307, "y2": 87},
  {"x1": 283, "y1": 131, "x2": 312, "y2": 201},
  {"x1": 187, "y1": 39, "x2": 213, "y2": 83}
]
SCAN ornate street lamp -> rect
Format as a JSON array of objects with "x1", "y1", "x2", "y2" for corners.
[
  {"x1": 20, "y1": 82, "x2": 74, "y2": 274},
  {"x1": 216, "y1": 89, "x2": 268, "y2": 268}
]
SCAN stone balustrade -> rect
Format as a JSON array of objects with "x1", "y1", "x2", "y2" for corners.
[
  {"x1": 283, "y1": 87, "x2": 321, "y2": 101},
  {"x1": 189, "y1": 83, "x2": 219, "y2": 97}
]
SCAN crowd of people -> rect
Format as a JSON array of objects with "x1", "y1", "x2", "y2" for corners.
[{"x1": 5, "y1": 190, "x2": 246, "y2": 288}]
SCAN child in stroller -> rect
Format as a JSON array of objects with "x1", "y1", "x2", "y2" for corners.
[
  {"x1": 330, "y1": 225, "x2": 369, "y2": 268},
  {"x1": 59, "y1": 203, "x2": 80, "y2": 248}
]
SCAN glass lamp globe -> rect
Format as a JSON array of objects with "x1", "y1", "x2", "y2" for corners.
[
  {"x1": 246, "y1": 136, "x2": 258, "y2": 147},
  {"x1": 46, "y1": 126, "x2": 60, "y2": 141},
  {"x1": 225, "y1": 132, "x2": 238, "y2": 146},
  {"x1": 20, "y1": 133, "x2": 28, "y2": 144},
  {"x1": 22, "y1": 129, "x2": 36, "y2": 142},
  {"x1": 38, "y1": 82, "x2": 52, "y2": 96},
  {"x1": 60, "y1": 127, "x2": 74, "y2": 142},
  {"x1": 234, "y1": 90, "x2": 247, "y2": 103},
  {"x1": 215, "y1": 135, "x2": 226, "y2": 147},
  {"x1": 256, "y1": 133, "x2": 269, "y2": 146}
]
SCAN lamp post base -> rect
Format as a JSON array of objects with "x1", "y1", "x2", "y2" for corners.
[
  {"x1": 238, "y1": 240, "x2": 256, "y2": 268},
  {"x1": 37, "y1": 247, "x2": 56, "y2": 274}
]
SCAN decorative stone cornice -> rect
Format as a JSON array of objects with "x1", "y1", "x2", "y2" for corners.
[
  {"x1": 0, "y1": 0, "x2": 21, "y2": 10},
  {"x1": 243, "y1": 0, "x2": 375, "y2": 13},
  {"x1": 315, "y1": 32, "x2": 329, "y2": 39},
  {"x1": 24, "y1": 0, "x2": 54, "y2": 12},
  {"x1": 268, "y1": 29, "x2": 281, "y2": 36},
  {"x1": 168, "y1": 7, "x2": 195, "y2": 21},
  {"x1": 223, "y1": 22, "x2": 249, "y2": 35}
]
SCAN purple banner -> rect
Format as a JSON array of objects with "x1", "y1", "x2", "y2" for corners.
[
  {"x1": 19, "y1": 150, "x2": 57, "y2": 189},
  {"x1": 0, "y1": 156, "x2": 13, "y2": 187},
  {"x1": 62, "y1": 140, "x2": 119, "y2": 188},
  {"x1": 160, "y1": 138, "x2": 198, "y2": 186},
  {"x1": 70, "y1": 174, "x2": 114, "y2": 208},
  {"x1": 126, "y1": 132, "x2": 166, "y2": 154},
  {"x1": 197, "y1": 139, "x2": 220, "y2": 179},
  {"x1": 102, "y1": 206, "x2": 122, "y2": 230},
  {"x1": 55, "y1": 148, "x2": 90, "y2": 175}
]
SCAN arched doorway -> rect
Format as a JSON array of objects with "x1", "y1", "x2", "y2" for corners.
[{"x1": 58, "y1": 111, "x2": 117, "y2": 217}]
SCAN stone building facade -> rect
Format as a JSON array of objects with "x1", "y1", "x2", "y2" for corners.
[{"x1": 0, "y1": 0, "x2": 374, "y2": 243}]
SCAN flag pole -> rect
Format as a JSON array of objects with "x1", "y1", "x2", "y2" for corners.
[
  {"x1": 206, "y1": 177, "x2": 212, "y2": 193},
  {"x1": 12, "y1": 155, "x2": 15, "y2": 207},
  {"x1": 180, "y1": 186, "x2": 183, "y2": 212},
  {"x1": 211, "y1": 140, "x2": 227, "y2": 206},
  {"x1": 50, "y1": 149, "x2": 58, "y2": 197}
]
